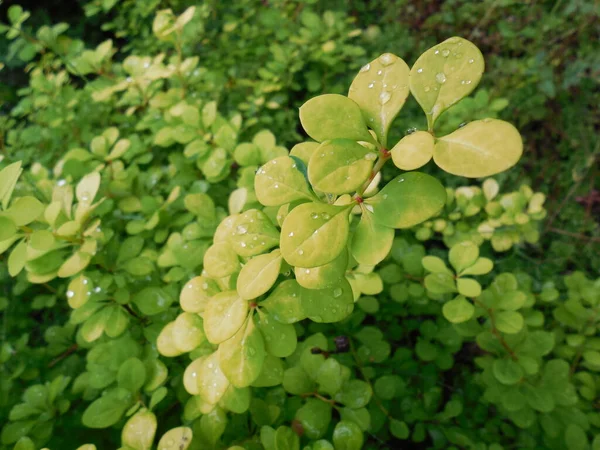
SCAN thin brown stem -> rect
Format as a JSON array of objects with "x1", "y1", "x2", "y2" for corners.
[
  {"x1": 473, "y1": 299, "x2": 517, "y2": 360},
  {"x1": 48, "y1": 344, "x2": 78, "y2": 368}
]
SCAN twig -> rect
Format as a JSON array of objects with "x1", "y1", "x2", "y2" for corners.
[
  {"x1": 547, "y1": 228, "x2": 600, "y2": 244},
  {"x1": 48, "y1": 344, "x2": 78, "y2": 368}
]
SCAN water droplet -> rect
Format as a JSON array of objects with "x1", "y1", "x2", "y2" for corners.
[
  {"x1": 424, "y1": 86, "x2": 431, "y2": 92},
  {"x1": 143, "y1": 62, "x2": 150, "y2": 68},
  {"x1": 66, "y1": 290, "x2": 74, "y2": 298},
  {"x1": 274, "y1": 183, "x2": 279, "y2": 189},
  {"x1": 458, "y1": 122, "x2": 467, "y2": 128},
  {"x1": 417, "y1": 68, "x2": 423, "y2": 73},
  {"x1": 406, "y1": 127, "x2": 417, "y2": 135},
  {"x1": 377, "y1": 70, "x2": 383, "y2": 75},
  {"x1": 94, "y1": 286, "x2": 101, "y2": 293},
  {"x1": 80, "y1": 192, "x2": 91, "y2": 202},
  {"x1": 202, "y1": 282, "x2": 209, "y2": 290},
  {"x1": 368, "y1": 82, "x2": 375, "y2": 89},
  {"x1": 441, "y1": 49, "x2": 450, "y2": 57},
  {"x1": 288, "y1": 232, "x2": 294, "y2": 237},
  {"x1": 398, "y1": 178, "x2": 405, "y2": 182},
  {"x1": 313, "y1": 316, "x2": 323, "y2": 322},
  {"x1": 469, "y1": 58, "x2": 474, "y2": 64},
  {"x1": 321, "y1": 213, "x2": 330, "y2": 220},
  {"x1": 305, "y1": 269, "x2": 311, "y2": 274},
  {"x1": 365, "y1": 153, "x2": 377, "y2": 161},
  {"x1": 57, "y1": 179, "x2": 66, "y2": 187},
  {"x1": 379, "y1": 91, "x2": 392, "y2": 105},
  {"x1": 365, "y1": 204, "x2": 374, "y2": 213},
  {"x1": 236, "y1": 225, "x2": 248, "y2": 235},
  {"x1": 379, "y1": 53, "x2": 395, "y2": 66},
  {"x1": 383, "y1": 194, "x2": 388, "y2": 199},
  {"x1": 240, "y1": 242, "x2": 247, "y2": 248},
  {"x1": 434, "y1": 50, "x2": 440, "y2": 55},
  {"x1": 333, "y1": 288, "x2": 342, "y2": 298},
  {"x1": 311, "y1": 213, "x2": 319, "y2": 219},
  {"x1": 298, "y1": 250, "x2": 304, "y2": 255},
  {"x1": 247, "y1": 346, "x2": 256, "y2": 356},
  {"x1": 360, "y1": 63, "x2": 371, "y2": 72},
  {"x1": 435, "y1": 73, "x2": 447, "y2": 84},
  {"x1": 461, "y1": 79, "x2": 472, "y2": 85}
]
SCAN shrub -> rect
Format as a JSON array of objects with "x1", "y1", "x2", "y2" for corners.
[{"x1": 0, "y1": 4, "x2": 599, "y2": 450}]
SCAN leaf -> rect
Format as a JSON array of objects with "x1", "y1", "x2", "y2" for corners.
[
  {"x1": 275, "y1": 426, "x2": 300, "y2": 450},
  {"x1": 6, "y1": 196, "x2": 44, "y2": 226},
  {"x1": 496, "y1": 311, "x2": 524, "y2": 334},
  {"x1": 255, "y1": 310, "x2": 297, "y2": 357},
  {"x1": 335, "y1": 380, "x2": 373, "y2": 409},
  {"x1": 180, "y1": 276, "x2": 220, "y2": 314},
  {"x1": 118, "y1": 357, "x2": 147, "y2": 392},
  {"x1": 289, "y1": 142, "x2": 319, "y2": 165},
  {"x1": 391, "y1": 131, "x2": 434, "y2": 171},
  {"x1": 197, "y1": 352, "x2": 230, "y2": 404},
  {"x1": 366, "y1": 173, "x2": 446, "y2": 229},
  {"x1": 280, "y1": 202, "x2": 351, "y2": 268},
  {"x1": 348, "y1": 53, "x2": 410, "y2": 146},
  {"x1": 8, "y1": 239, "x2": 26, "y2": 277},
  {"x1": 251, "y1": 354, "x2": 284, "y2": 388},
  {"x1": 204, "y1": 291, "x2": 248, "y2": 344},
  {"x1": 157, "y1": 427, "x2": 193, "y2": 450},
  {"x1": 229, "y1": 210, "x2": 280, "y2": 257},
  {"x1": 449, "y1": 241, "x2": 479, "y2": 273},
  {"x1": 261, "y1": 280, "x2": 306, "y2": 324},
  {"x1": 0, "y1": 161, "x2": 23, "y2": 209},
  {"x1": 460, "y1": 257, "x2": 493, "y2": 276},
  {"x1": 307, "y1": 139, "x2": 374, "y2": 194},
  {"x1": 351, "y1": 210, "x2": 394, "y2": 266},
  {"x1": 76, "y1": 172, "x2": 101, "y2": 205},
  {"x1": 410, "y1": 37, "x2": 484, "y2": 128},
  {"x1": 493, "y1": 358, "x2": 523, "y2": 385},
  {"x1": 442, "y1": 296, "x2": 474, "y2": 323},
  {"x1": 0, "y1": 216, "x2": 17, "y2": 241},
  {"x1": 237, "y1": 249, "x2": 282, "y2": 300},
  {"x1": 255, "y1": 156, "x2": 313, "y2": 206},
  {"x1": 565, "y1": 424, "x2": 589, "y2": 450},
  {"x1": 457, "y1": 278, "x2": 482, "y2": 297},
  {"x1": 203, "y1": 242, "x2": 239, "y2": 278},
  {"x1": 434, "y1": 119, "x2": 523, "y2": 178},
  {"x1": 302, "y1": 278, "x2": 354, "y2": 323},
  {"x1": 424, "y1": 272, "x2": 457, "y2": 294},
  {"x1": 332, "y1": 421, "x2": 364, "y2": 450},
  {"x1": 523, "y1": 384, "x2": 555, "y2": 413},
  {"x1": 299, "y1": 94, "x2": 374, "y2": 144},
  {"x1": 421, "y1": 256, "x2": 452, "y2": 275},
  {"x1": 295, "y1": 399, "x2": 332, "y2": 440},
  {"x1": 296, "y1": 248, "x2": 348, "y2": 290},
  {"x1": 172, "y1": 312, "x2": 206, "y2": 353},
  {"x1": 219, "y1": 317, "x2": 266, "y2": 387},
  {"x1": 122, "y1": 409, "x2": 157, "y2": 450},
  {"x1": 132, "y1": 287, "x2": 173, "y2": 316},
  {"x1": 82, "y1": 388, "x2": 132, "y2": 428}
]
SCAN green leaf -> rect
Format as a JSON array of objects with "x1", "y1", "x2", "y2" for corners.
[
  {"x1": 255, "y1": 156, "x2": 313, "y2": 206},
  {"x1": 308, "y1": 139, "x2": 374, "y2": 194},
  {"x1": 497, "y1": 291, "x2": 527, "y2": 311},
  {"x1": 203, "y1": 242, "x2": 239, "y2": 278},
  {"x1": 410, "y1": 37, "x2": 484, "y2": 128},
  {"x1": 82, "y1": 388, "x2": 132, "y2": 428},
  {"x1": 204, "y1": 291, "x2": 249, "y2": 344},
  {"x1": 366, "y1": 173, "x2": 446, "y2": 229},
  {"x1": 449, "y1": 241, "x2": 479, "y2": 273},
  {"x1": 229, "y1": 210, "x2": 280, "y2": 257},
  {"x1": 262, "y1": 280, "x2": 306, "y2": 324},
  {"x1": 495, "y1": 311, "x2": 524, "y2": 334},
  {"x1": 335, "y1": 380, "x2": 372, "y2": 409},
  {"x1": 316, "y1": 358, "x2": 344, "y2": 396},
  {"x1": 255, "y1": 310, "x2": 297, "y2": 358},
  {"x1": 132, "y1": 287, "x2": 173, "y2": 316},
  {"x1": 389, "y1": 419, "x2": 410, "y2": 439},
  {"x1": 275, "y1": 426, "x2": 300, "y2": 450},
  {"x1": 332, "y1": 421, "x2": 364, "y2": 450},
  {"x1": 457, "y1": 278, "x2": 482, "y2": 297},
  {"x1": 122, "y1": 409, "x2": 157, "y2": 450},
  {"x1": 295, "y1": 399, "x2": 332, "y2": 439},
  {"x1": 219, "y1": 316, "x2": 266, "y2": 387},
  {"x1": 118, "y1": 357, "x2": 147, "y2": 392},
  {"x1": 8, "y1": 239, "x2": 26, "y2": 277},
  {"x1": 460, "y1": 257, "x2": 493, "y2": 276},
  {"x1": 220, "y1": 385, "x2": 251, "y2": 414},
  {"x1": 493, "y1": 358, "x2": 523, "y2": 385},
  {"x1": 421, "y1": 256, "x2": 452, "y2": 275},
  {"x1": 197, "y1": 352, "x2": 230, "y2": 404},
  {"x1": 237, "y1": 249, "x2": 282, "y2": 300},
  {"x1": 442, "y1": 296, "x2": 474, "y2": 323},
  {"x1": 434, "y1": 119, "x2": 523, "y2": 178},
  {"x1": 156, "y1": 427, "x2": 193, "y2": 450},
  {"x1": 0, "y1": 216, "x2": 17, "y2": 241},
  {"x1": 251, "y1": 354, "x2": 284, "y2": 388},
  {"x1": 299, "y1": 94, "x2": 374, "y2": 144},
  {"x1": 348, "y1": 53, "x2": 410, "y2": 146},
  {"x1": 302, "y1": 278, "x2": 354, "y2": 323},
  {"x1": 289, "y1": 142, "x2": 319, "y2": 165},
  {"x1": 523, "y1": 384, "x2": 555, "y2": 413},
  {"x1": 6, "y1": 196, "x2": 44, "y2": 226},
  {"x1": 296, "y1": 247, "x2": 348, "y2": 290},
  {"x1": 283, "y1": 367, "x2": 314, "y2": 395},
  {"x1": 424, "y1": 272, "x2": 457, "y2": 294},
  {"x1": 280, "y1": 202, "x2": 351, "y2": 268},
  {"x1": 390, "y1": 131, "x2": 434, "y2": 171},
  {"x1": 351, "y1": 210, "x2": 394, "y2": 266},
  {"x1": 0, "y1": 161, "x2": 23, "y2": 209},
  {"x1": 565, "y1": 424, "x2": 589, "y2": 450},
  {"x1": 172, "y1": 312, "x2": 206, "y2": 352}
]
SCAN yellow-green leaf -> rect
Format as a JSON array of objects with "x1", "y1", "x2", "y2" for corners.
[
  {"x1": 390, "y1": 131, "x2": 434, "y2": 171},
  {"x1": 204, "y1": 291, "x2": 248, "y2": 344},
  {"x1": 351, "y1": 210, "x2": 394, "y2": 266},
  {"x1": 219, "y1": 316, "x2": 265, "y2": 387},
  {"x1": 237, "y1": 249, "x2": 282, "y2": 300},
  {"x1": 255, "y1": 156, "x2": 313, "y2": 206},
  {"x1": 434, "y1": 119, "x2": 523, "y2": 177}
]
